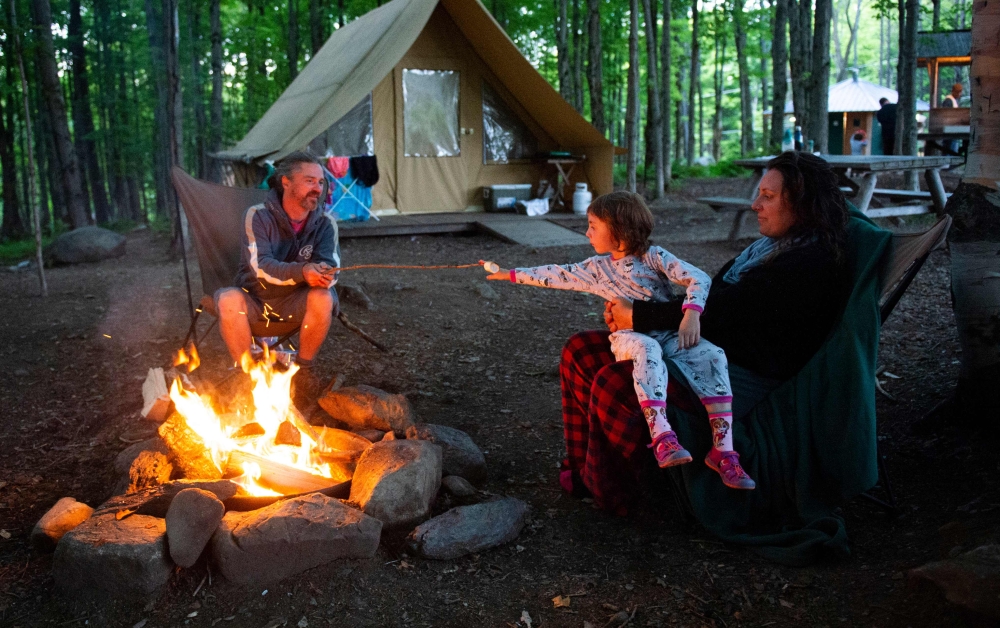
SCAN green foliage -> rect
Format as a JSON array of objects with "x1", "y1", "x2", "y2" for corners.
[{"x1": 0, "y1": 237, "x2": 49, "y2": 265}]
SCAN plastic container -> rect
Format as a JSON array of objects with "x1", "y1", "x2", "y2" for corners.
[
  {"x1": 572, "y1": 183, "x2": 592, "y2": 216},
  {"x1": 483, "y1": 184, "x2": 532, "y2": 212}
]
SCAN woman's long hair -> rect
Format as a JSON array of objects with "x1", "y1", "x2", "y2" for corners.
[{"x1": 765, "y1": 151, "x2": 849, "y2": 262}]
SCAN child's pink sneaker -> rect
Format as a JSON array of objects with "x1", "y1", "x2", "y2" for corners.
[
  {"x1": 648, "y1": 431, "x2": 693, "y2": 468},
  {"x1": 705, "y1": 449, "x2": 756, "y2": 490}
]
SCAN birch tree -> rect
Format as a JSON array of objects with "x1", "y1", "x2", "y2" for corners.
[{"x1": 945, "y1": 0, "x2": 1000, "y2": 415}]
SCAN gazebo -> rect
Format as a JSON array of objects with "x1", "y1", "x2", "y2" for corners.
[
  {"x1": 916, "y1": 29, "x2": 971, "y2": 153},
  {"x1": 825, "y1": 73, "x2": 900, "y2": 155}
]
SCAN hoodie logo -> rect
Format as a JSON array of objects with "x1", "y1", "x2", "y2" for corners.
[{"x1": 299, "y1": 245, "x2": 314, "y2": 260}]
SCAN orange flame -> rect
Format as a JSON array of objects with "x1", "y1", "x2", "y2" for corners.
[
  {"x1": 173, "y1": 345, "x2": 201, "y2": 373},
  {"x1": 168, "y1": 348, "x2": 334, "y2": 496}
]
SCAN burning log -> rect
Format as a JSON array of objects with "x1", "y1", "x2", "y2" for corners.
[
  {"x1": 157, "y1": 412, "x2": 223, "y2": 480},
  {"x1": 233, "y1": 422, "x2": 266, "y2": 439},
  {"x1": 226, "y1": 451, "x2": 340, "y2": 495},
  {"x1": 275, "y1": 421, "x2": 302, "y2": 447}
]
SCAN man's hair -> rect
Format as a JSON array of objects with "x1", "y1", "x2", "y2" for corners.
[
  {"x1": 765, "y1": 151, "x2": 849, "y2": 263},
  {"x1": 587, "y1": 191, "x2": 654, "y2": 256},
  {"x1": 952, "y1": 83, "x2": 963, "y2": 93},
  {"x1": 268, "y1": 151, "x2": 320, "y2": 192},
  {"x1": 879, "y1": 97, "x2": 889, "y2": 105}
]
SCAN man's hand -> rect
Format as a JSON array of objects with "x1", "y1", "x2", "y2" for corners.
[
  {"x1": 303, "y1": 263, "x2": 336, "y2": 288},
  {"x1": 607, "y1": 297, "x2": 633, "y2": 331},
  {"x1": 677, "y1": 308, "x2": 701, "y2": 349}
]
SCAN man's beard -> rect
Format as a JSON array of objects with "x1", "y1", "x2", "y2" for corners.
[{"x1": 298, "y1": 192, "x2": 320, "y2": 211}]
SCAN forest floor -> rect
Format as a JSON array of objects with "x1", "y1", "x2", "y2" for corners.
[{"x1": 1, "y1": 175, "x2": 998, "y2": 628}]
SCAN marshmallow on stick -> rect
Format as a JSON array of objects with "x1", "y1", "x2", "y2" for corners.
[{"x1": 482, "y1": 261, "x2": 500, "y2": 274}]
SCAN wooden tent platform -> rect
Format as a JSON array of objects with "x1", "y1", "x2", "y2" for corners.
[{"x1": 339, "y1": 212, "x2": 589, "y2": 248}]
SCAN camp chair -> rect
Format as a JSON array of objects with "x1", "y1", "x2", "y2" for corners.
[
  {"x1": 861, "y1": 214, "x2": 952, "y2": 513},
  {"x1": 170, "y1": 167, "x2": 385, "y2": 360}
]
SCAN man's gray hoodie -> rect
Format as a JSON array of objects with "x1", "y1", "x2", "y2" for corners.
[{"x1": 235, "y1": 189, "x2": 340, "y2": 301}]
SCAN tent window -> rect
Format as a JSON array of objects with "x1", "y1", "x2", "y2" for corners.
[
  {"x1": 482, "y1": 82, "x2": 537, "y2": 164},
  {"x1": 308, "y1": 94, "x2": 374, "y2": 157},
  {"x1": 403, "y1": 69, "x2": 460, "y2": 157}
]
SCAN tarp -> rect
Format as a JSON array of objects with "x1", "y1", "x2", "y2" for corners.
[{"x1": 666, "y1": 209, "x2": 892, "y2": 566}]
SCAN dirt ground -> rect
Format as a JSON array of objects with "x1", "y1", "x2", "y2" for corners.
[{"x1": 1, "y1": 177, "x2": 997, "y2": 628}]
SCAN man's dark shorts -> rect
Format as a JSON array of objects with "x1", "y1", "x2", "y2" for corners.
[{"x1": 215, "y1": 286, "x2": 339, "y2": 328}]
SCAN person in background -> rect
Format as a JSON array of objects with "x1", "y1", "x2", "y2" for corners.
[
  {"x1": 849, "y1": 129, "x2": 868, "y2": 156},
  {"x1": 876, "y1": 98, "x2": 897, "y2": 155},
  {"x1": 942, "y1": 83, "x2": 963, "y2": 108}
]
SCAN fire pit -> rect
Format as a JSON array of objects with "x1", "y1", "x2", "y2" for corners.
[{"x1": 35, "y1": 348, "x2": 528, "y2": 600}]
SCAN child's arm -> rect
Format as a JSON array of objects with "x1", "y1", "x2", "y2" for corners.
[
  {"x1": 648, "y1": 247, "x2": 711, "y2": 313},
  {"x1": 486, "y1": 258, "x2": 604, "y2": 295}
]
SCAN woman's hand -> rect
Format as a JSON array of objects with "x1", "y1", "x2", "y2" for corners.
[
  {"x1": 677, "y1": 309, "x2": 701, "y2": 349},
  {"x1": 606, "y1": 297, "x2": 634, "y2": 331}
]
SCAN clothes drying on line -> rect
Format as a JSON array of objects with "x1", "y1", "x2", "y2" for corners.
[
  {"x1": 326, "y1": 156, "x2": 350, "y2": 179},
  {"x1": 326, "y1": 171, "x2": 373, "y2": 223},
  {"x1": 349, "y1": 155, "x2": 379, "y2": 188}
]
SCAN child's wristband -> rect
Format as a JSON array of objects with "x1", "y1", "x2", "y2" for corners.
[{"x1": 510, "y1": 269, "x2": 517, "y2": 283}]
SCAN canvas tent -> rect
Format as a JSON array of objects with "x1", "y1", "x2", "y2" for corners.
[{"x1": 214, "y1": 0, "x2": 615, "y2": 214}]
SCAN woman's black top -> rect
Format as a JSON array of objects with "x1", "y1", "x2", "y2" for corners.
[{"x1": 633, "y1": 242, "x2": 847, "y2": 381}]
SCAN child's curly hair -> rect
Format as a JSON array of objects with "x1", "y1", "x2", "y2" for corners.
[{"x1": 587, "y1": 191, "x2": 654, "y2": 257}]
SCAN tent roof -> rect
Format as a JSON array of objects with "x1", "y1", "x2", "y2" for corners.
[
  {"x1": 216, "y1": 0, "x2": 610, "y2": 164},
  {"x1": 766, "y1": 76, "x2": 929, "y2": 115}
]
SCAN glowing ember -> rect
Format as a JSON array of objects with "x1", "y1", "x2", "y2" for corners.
[{"x1": 168, "y1": 348, "x2": 335, "y2": 496}]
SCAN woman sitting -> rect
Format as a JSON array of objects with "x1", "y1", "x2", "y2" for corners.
[{"x1": 560, "y1": 152, "x2": 889, "y2": 562}]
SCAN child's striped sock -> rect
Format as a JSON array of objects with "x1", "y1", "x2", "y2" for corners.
[{"x1": 708, "y1": 410, "x2": 734, "y2": 452}]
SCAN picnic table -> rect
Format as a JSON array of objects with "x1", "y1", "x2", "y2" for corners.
[{"x1": 698, "y1": 154, "x2": 963, "y2": 240}]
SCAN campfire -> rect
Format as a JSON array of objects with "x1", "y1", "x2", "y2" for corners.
[{"x1": 161, "y1": 347, "x2": 354, "y2": 498}]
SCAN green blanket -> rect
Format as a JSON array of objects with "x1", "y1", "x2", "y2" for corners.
[{"x1": 666, "y1": 209, "x2": 891, "y2": 566}]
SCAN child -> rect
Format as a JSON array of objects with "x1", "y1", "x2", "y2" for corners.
[{"x1": 485, "y1": 191, "x2": 754, "y2": 490}]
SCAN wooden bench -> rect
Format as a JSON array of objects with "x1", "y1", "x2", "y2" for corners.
[{"x1": 696, "y1": 196, "x2": 753, "y2": 242}]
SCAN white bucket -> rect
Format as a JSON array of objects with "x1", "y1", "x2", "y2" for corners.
[{"x1": 572, "y1": 183, "x2": 592, "y2": 216}]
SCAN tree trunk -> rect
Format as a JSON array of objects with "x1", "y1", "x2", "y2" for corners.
[
  {"x1": 660, "y1": 0, "x2": 672, "y2": 187},
  {"x1": 642, "y1": 0, "x2": 663, "y2": 196},
  {"x1": 571, "y1": 0, "x2": 584, "y2": 112},
  {"x1": 164, "y1": 0, "x2": 186, "y2": 250},
  {"x1": 556, "y1": 0, "x2": 571, "y2": 101},
  {"x1": 337, "y1": 0, "x2": 344, "y2": 27},
  {"x1": 310, "y1": 0, "x2": 323, "y2": 54},
  {"x1": 209, "y1": 0, "x2": 224, "y2": 182},
  {"x1": 808, "y1": 0, "x2": 831, "y2": 153},
  {"x1": 288, "y1": 0, "x2": 299, "y2": 80},
  {"x1": 187, "y1": 0, "x2": 208, "y2": 179},
  {"x1": 787, "y1": 0, "x2": 811, "y2": 145},
  {"x1": 732, "y1": 0, "x2": 753, "y2": 156},
  {"x1": 712, "y1": 11, "x2": 724, "y2": 163},
  {"x1": 676, "y1": 34, "x2": 688, "y2": 161},
  {"x1": 946, "y1": 0, "x2": 1000, "y2": 414},
  {"x1": 0, "y1": 86, "x2": 26, "y2": 240},
  {"x1": 626, "y1": 0, "x2": 639, "y2": 191},
  {"x1": 932, "y1": 0, "x2": 941, "y2": 30},
  {"x1": 6, "y1": 0, "x2": 47, "y2": 294},
  {"x1": 30, "y1": 0, "x2": 89, "y2": 229},
  {"x1": 896, "y1": 0, "x2": 918, "y2": 188},
  {"x1": 145, "y1": 0, "x2": 170, "y2": 219},
  {"x1": 686, "y1": 0, "x2": 699, "y2": 165},
  {"x1": 833, "y1": 0, "x2": 862, "y2": 82},
  {"x1": 69, "y1": 0, "x2": 112, "y2": 224},
  {"x1": 586, "y1": 0, "x2": 605, "y2": 135},
  {"x1": 760, "y1": 32, "x2": 770, "y2": 149}
]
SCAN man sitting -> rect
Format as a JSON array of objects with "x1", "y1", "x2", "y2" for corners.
[{"x1": 215, "y1": 151, "x2": 340, "y2": 396}]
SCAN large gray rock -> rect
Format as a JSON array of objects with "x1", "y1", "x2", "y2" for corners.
[
  {"x1": 406, "y1": 423, "x2": 487, "y2": 485},
  {"x1": 441, "y1": 475, "x2": 477, "y2": 499},
  {"x1": 318, "y1": 385, "x2": 415, "y2": 434},
  {"x1": 165, "y1": 488, "x2": 225, "y2": 568},
  {"x1": 909, "y1": 544, "x2": 1000, "y2": 620},
  {"x1": 407, "y1": 497, "x2": 528, "y2": 560},
  {"x1": 210, "y1": 493, "x2": 381, "y2": 585},
  {"x1": 31, "y1": 497, "x2": 94, "y2": 553},
  {"x1": 350, "y1": 440, "x2": 442, "y2": 528},
  {"x1": 97, "y1": 479, "x2": 238, "y2": 518},
  {"x1": 51, "y1": 226, "x2": 126, "y2": 264},
  {"x1": 53, "y1": 513, "x2": 172, "y2": 599}
]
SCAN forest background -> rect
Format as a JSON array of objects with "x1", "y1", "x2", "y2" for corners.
[{"x1": 0, "y1": 0, "x2": 975, "y2": 244}]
